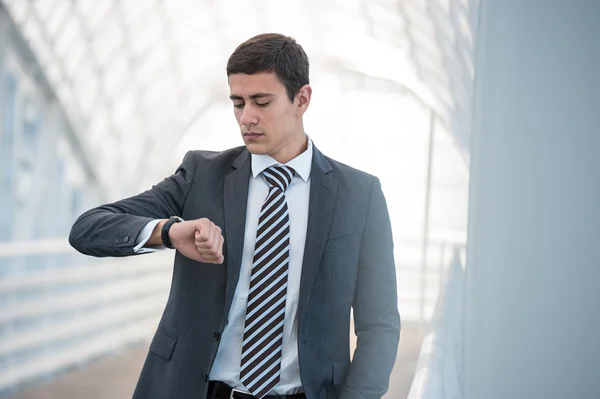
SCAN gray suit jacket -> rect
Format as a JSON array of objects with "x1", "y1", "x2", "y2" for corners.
[{"x1": 69, "y1": 144, "x2": 400, "y2": 399}]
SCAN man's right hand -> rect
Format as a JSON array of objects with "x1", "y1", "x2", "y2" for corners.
[{"x1": 168, "y1": 218, "x2": 225, "y2": 264}]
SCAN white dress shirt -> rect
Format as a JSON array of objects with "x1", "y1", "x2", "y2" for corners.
[{"x1": 134, "y1": 137, "x2": 313, "y2": 394}]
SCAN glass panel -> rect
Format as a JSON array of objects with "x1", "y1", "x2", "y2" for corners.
[
  {"x1": 62, "y1": 36, "x2": 87, "y2": 78},
  {"x1": 0, "y1": 72, "x2": 18, "y2": 241},
  {"x1": 53, "y1": 14, "x2": 80, "y2": 59},
  {"x1": 87, "y1": 107, "x2": 109, "y2": 148},
  {"x1": 45, "y1": 0, "x2": 69, "y2": 40},
  {"x1": 22, "y1": 99, "x2": 40, "y2": 154},
  {"x1": 136, "y1": 44, "x2": 169, "y2": 87},
  {"x1": 78, "y1": 78, "x2": 99, "y2": 118},
  {"x1": 4, "y1": 0, "x2": 29, "y2": 23},
  {"x1": 82, "y1": 1, "x2": 112, "y2": 32},
  {"x1": 92, "y1": 16, "x2": 123, "y2": 65},
  {"x1": 103, "y1": 52, "x2": 129, "y2": 100},
  {"x1": 3, "y1": 0, "x2": 474, "y2": 198},
  {"x1": 163, "y1": 0, "x2": 199, "y2": 22},
  {"x1": 33, "y1": 0, "x2": 59, "y2": 22},
  {"x1": 128, "y1": 9, "x2": 163, "y2": 60},
  {"x1": 121, "y1": 0, "x2": 154, "y2": 28},
  {"x1": 76, "y1": 0, "x2": 97, "y2": 16},
  {"x1": 73, "y1": 63, "x2": 97, "y2": 105}
]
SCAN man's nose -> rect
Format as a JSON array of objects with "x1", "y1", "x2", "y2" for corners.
[{"x1": 240, "y1": 107, "x2": 258, "y2": 126}]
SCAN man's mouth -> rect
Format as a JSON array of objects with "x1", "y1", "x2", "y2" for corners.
[{"x1": 244, "y1": 132, "x2": 264, "y2": 138}]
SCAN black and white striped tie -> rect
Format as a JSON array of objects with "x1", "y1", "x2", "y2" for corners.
[{"x1": 240, "y1": 165, "x2": 295, "y2": 398}]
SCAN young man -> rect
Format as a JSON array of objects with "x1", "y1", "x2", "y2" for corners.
[{"x1": 69, "y1": 33, "x2": 400, "y2": 399}]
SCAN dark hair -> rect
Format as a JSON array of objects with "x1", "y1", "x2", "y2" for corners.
[{"x1": 227, "y1": 33, "x2": 310, "y2": 102}]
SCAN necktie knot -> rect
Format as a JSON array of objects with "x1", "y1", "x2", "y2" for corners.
[{"x1": 263, "y1": 165, "x2": 295, "y2": 192}]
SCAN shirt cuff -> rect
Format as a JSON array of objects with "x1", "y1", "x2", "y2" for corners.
[{"x1": 133, "y1": 219, "x2": 166, "y2": 253}]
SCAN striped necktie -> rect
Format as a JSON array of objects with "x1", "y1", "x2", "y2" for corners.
[{"x1": 240, "y1": 165, "x2": 295, "y2": 398}]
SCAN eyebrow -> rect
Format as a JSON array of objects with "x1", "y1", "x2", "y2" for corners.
[{"x1": 229, "y1": 93, "x2": 275, "y2": 101}]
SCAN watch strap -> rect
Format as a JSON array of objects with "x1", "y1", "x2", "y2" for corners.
[{"x1": 161, "y1": 216, "x2": 184, "y2": 249}]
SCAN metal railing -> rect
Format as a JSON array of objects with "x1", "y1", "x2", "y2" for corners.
[
  {"x1": 0, "y1": 235, "x2": 465, "y2": 394},
  {"x1": 0, "y1": 239, "x2": 173, "y2": 394},
  {"x1": 394, "y1": 236, "x2": 466, "y2": 325}
]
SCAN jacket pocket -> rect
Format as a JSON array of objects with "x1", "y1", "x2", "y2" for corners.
[
  {"x1": 323, "y1": 233, "x2": 359, "y2": 255},
  {"x1": 331, "y1": 360, "x2": 350, "y2": 385},
  {"x1": 149, "y1": 328, "x2": 177, "y2": 360}
]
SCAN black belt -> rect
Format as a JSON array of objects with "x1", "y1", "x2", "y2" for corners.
[{"x1": 208, "y1": 381, "x2": 306, "y2": 399}]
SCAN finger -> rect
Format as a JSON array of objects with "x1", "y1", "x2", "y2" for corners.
[
  {"x1": 209, "y1": 238, "x2": 224, "y2": 264},
  {"x1": 195, "y1": 220, "x2": 213, "y2": 243},
  {"x1": 210, "y1": 225, "x2": 220, "y2": 255},
  {"x1": 217, "y1": 233, "x2": 224, "y2": 258},
  {"x1": 195, "y1": 229, "x2": 209, "y2": 245},
  {"x1": 195, "y1": 229, "x2": 213, "y2": 249},
  {"x1": 205, "y1": 222, "x2": 215, "y2": 244},
  {"x1": 198, "y1": 235, "x2": 218, "y2": 259},
  {"x1": 195, "y1": 231, "x2": 211, "y2": 252},
  {"x1": 196, "y1": 248, "x2": 218, "y2": 262},
  {"x1": 196, "y1": 240, "x2": 216, "y2": 255},
  {"x1": 199, "y1": 224, "x2": 217, "y2": 254}
]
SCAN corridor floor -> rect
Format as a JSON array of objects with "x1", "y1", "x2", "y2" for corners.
[{"x1": 8, "y1": 323, "x2": 424, "y2": 399}]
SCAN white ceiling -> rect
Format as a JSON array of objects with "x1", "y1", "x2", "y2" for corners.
[{"x1": 3, "y1": 0, "x2": 476, "y2": 196}]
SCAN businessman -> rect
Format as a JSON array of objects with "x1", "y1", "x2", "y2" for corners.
[{"x1": 69, "y1": 33, "x2": 400, "y2": 399}]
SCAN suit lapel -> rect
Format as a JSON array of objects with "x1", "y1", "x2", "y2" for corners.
[
  {"x1": 223, "y1": 149, "x2": 251, "y2": 318},
  {"x1": 223, "y1": 145, "x2": 337, "y2": 327},
  {"x1": 297, "y1": 146, "x2": 337, "y2": 327}
]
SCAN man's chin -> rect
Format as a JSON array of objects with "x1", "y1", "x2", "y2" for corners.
[{"x1": 245, "y1": 143, "x2": 269, "y2": 155}]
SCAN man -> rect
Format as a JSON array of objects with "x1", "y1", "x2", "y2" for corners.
[{"x1": 69, "y1": 33, "x2": 400, "y2": 399}]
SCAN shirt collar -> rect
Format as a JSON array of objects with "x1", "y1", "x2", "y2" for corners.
[{"x1": 251, "y1": 135, "x2": 313, "y2": 182}]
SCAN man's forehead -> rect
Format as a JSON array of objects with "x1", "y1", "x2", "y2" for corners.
[{"x1": 228, "y1": 72, "x2": 284, "y2": 95}]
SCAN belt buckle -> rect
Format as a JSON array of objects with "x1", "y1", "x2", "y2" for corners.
[{"x1": 229, "y1": 387, "x2": 246, "y2": 399}]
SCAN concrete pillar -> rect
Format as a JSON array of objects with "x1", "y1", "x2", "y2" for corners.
[{"x1": 465, "y1": 1, "x2": 600, "y2": 398}]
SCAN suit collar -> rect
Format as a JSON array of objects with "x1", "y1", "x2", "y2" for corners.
[
  {"x1": 311, "y1": 141, "x2": 333, "y2": 175},
  {"x1": 250, "y1": 136, "x2": 314, "y2": 182},
  {"x1": 231, "y1": 138, "x2": 332, "y2": 176}
]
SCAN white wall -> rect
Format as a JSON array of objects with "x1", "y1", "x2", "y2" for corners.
[{"x1": 466, "y1": 1, "x2": 600, "y2": 398}]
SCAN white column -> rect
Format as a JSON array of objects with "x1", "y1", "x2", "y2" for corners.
[{"x1": 465, "y1": 1, "x2": 600, "y2": 398}]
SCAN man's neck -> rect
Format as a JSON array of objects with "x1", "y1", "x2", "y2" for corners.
[{"x1": 271, "y1": 133, "x2": 308, "y2": 164}]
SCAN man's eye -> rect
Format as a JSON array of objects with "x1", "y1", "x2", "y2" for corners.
[
  {"x1": 233, "y1": 104, "x2": 244, "y2": 109},
  {"x1": 256, "y1": 102, "x2": 270, "y2": 107}
]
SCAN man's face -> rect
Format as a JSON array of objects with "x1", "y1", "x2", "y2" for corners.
[{"x1": 228, "y1": 72, "x2": 307, "y2": 160}]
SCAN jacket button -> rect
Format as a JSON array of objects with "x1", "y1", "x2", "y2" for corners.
[
  {"x1": 214, "y1": 332, "x2": 221, "y2": 341},
  {"x1": 202, "y1": 373, "x2": 208, "y2": 382},
  {"x1": 123, "y1": 236, "x2": 130, "y2": 243}
]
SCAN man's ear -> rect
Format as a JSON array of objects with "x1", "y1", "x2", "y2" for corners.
[{"x1": 295, "y1": 84, "x2": 312, "y2": 116}]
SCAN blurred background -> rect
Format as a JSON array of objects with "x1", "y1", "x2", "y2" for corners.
[{"x1": 1, "y1": 1, "x2": 599, "y2": 399}]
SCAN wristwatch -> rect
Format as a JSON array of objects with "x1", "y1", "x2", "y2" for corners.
[{"x1": 161, "y1": 216, "x2": 184, "y2": 249}]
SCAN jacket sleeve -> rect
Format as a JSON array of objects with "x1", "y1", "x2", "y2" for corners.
[
  {"x1": 68, "y1": 151, "x2": 197, "y2": 257},
  {"x1": 341, "y1": 176, "x2": 401, "y2": 399}
]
